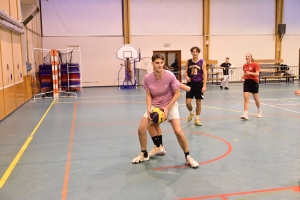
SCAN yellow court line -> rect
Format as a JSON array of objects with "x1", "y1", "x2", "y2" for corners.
[
  {"x1": 56, "y1": 100, "x2": 139, "y2": 104},
  {"x1": 0, "y1": 99, "x2": 56, "y2": 188}
]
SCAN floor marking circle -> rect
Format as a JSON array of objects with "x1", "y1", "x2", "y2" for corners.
[{"x1": 153, "y1": 133, "x2": 232, "y2": 170}]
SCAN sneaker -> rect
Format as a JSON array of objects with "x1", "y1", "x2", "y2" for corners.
[
  {"x1": 187, "y1": 112, "x2": 195, "y2": 122},
  {"x1": 220, "y1": 86, "x2": 223, "y2": 89},
  {"x1": 257, "y1": 112, "x2": 262, "y2": 118},
  {"x1": 132, "y1": 152, "x2": 149, "y2": 164},
  {"x1": 194, "y1": 118, "x2": 202, "y2": 126},
  {"x1": 148, "y1": 145, "x2": 166, "y2": 157},
  {"x1": 240, "y1": 114, "x2": 249, "y2": 120},
  {"x1": 186, "y1": 155, "x2": 199, "y2": 168},
  {"x1": 224, "y1": 87, "x2": 229, "y2": 90}
]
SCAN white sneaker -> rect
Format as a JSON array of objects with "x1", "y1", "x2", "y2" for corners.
[
  {"x1": 132, "y1": 152, "x2": 149, "y2": 164},
  {"x1": 257, "y1": 112, "x2": 262, "y2": 118},
  {"x1": 148, "y1": 145, "x2": 166, "y2": 157},
  {"x1": 240, "y1": 114, "x2": 249, "y2": 120},
  {"x1": 186, "y1": 155, "x2": 199, "y2": 168}
]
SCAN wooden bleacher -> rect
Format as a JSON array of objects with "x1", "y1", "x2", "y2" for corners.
[{"x1": 256, "y1": 59, "x2": 295, "y2": 83}]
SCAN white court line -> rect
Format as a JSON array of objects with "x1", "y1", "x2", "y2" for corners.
[
  {"x1": 274, "y1": 104, "x2": 300, "y2": 106},
  {"x1": 258, "y1": 102, "x2": 300, "y2": 114},
  {"x1": 260, "y1": 98, "x2": 300, "y2": 100}
]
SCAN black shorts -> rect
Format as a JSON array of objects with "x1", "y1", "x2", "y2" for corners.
[
  {"x1": 186, "y1": 82, "x2": 204, "y2": 99},
  {"x1": 243, "y1": 79, "x2": 259, "y2": 93}
]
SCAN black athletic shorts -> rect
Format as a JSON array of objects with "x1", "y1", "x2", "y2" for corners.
[
  {"x1": 186, "y1": 82, "x2": 204, "y2": 99},
  {"x1": 243, "y1": 79, "x2": 259, "y2": 93}
]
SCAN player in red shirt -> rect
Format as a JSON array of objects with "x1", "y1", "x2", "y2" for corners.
[{"x1": 239, "y1": 53, "x2": 262, "y2": 120}]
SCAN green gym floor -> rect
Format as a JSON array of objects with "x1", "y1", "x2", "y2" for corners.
[{"x1": 0, "y1": 83, "x2": 300, "y2": 200}]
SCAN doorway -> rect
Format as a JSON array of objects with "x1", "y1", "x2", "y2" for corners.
[{"x1": 153, "y1": 50, "x2": 181, "y2": 81}]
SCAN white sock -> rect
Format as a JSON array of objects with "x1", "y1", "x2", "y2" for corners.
[
  {"x1": 190, "y1": 110, "x2": 194, "y2": 114},
  {"x1": 195, "y1": 115, "x2": 200, "y2": 119},
  {"x1": 244, "y1": 110, "x2": 248, "y2": 115}
]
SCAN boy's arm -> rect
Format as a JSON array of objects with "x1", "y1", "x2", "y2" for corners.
[
  {"x1": 145, "y1": 90, "x2": 152, "y2": 117},
  {"x1": 164, "y1": 89, "x2": 180, "y2": 112},
  {"x1": 202, "y1": 60, "x2": 207, "y2": 89},
  {"x1": 185, "y1": 59, "x2": 191, "y2": 82}
]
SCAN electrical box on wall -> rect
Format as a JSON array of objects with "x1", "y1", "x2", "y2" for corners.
[{"x1": 164, "y1": 43, "x2": 171, "y2": 47}]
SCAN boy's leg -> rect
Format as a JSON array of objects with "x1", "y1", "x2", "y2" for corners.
[
  {"x1": 195, "y1": 99, "x2": 201, "y2": 116},
  {"x1": 194, "y1": 99, "x2": 202, "y2": 126},
  {"x1": 132, "y1": 117, "x2": 151, "y2": 163},
  {"x1": 148, "y1": 124, "x2": 166, "y2": 156},
  {"x1": 186, "y1": 98, "x2": 195, "y2": 122},
  {"x1": 224, "y1": 75, "x2": 229, "y2": 89},
  {"x1": 170, "y1": 118, "x2": 199, "y2": 168},
  {"x1": 170, "y1": 119, "x2": 189, "y2": 152},
  {"x1": 220, "y1": 78, "x2": 224, "y2": 89},
  {"x1": 138, "y1": 117, "x2": 150, "y2": 150}
]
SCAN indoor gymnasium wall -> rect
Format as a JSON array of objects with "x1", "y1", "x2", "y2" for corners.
[
  {"x1": 0, "y1": 27, "x2": 17, "y2": 119},
  {"x1": 41, "y1": 0, "x2": 204, "y2": 86},
  {"x1": 11, "y1": 32, "x2": 25, "y2": 108},
  {"x1": 130, "y1": 0, "x2": 203, "y2": 73},
  {"x1": 281, "y1": 0, "x2": 300, "y2": 66},
  {"x1": 0, "y1": 0, "x2": 42, "y2": 120},
  {"x1": 0, "y1": 58, "x2": 4, "y2": 120},
  {"x1": 131, "y1": 35, "x2": 204, "y2": 73},
  {"x1": 39, "y1": 0, "x2": 300, "y2": 87},
  {"x1": 209, "y1": 35, "x2": 276, "y2": 68},
  {"x1": 42, "y1": 36, "x2": 124, "y2": 87},
  {"x1": 129, "y1": 0, "x2": 278, "y2": 77},
  {"x1": 209, "y1": 0, "x2": 276, "y2": 68},
  {"x1": 41, "y1": 0, "x2": 124, "y2": 87},
  {"x1": 282, "y1": 35, "x2": 300, "y2": 66},
  {"x1": 0, "y1": 0, "x2": 10, "y2": 121},
  {"x1": 25, "y1": 14, "x2": 43, "y2": 96}
]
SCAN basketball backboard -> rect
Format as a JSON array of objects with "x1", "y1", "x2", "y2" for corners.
[{"x1": 116, "y1": 44, "x2": 139, "y2": 61}]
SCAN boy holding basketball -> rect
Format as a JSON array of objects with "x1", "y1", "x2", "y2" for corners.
[{"x1": 132, "y1": 53, "x2": 199, "y2": 168}]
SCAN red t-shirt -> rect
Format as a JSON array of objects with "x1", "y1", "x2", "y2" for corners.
[{"x1": 243, "y1": 62, "x2": 260, "y2": 83}]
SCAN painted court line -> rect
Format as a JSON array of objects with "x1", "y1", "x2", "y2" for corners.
[
  {"x1": 259, "y1": 102, "x2": 300, "y2": 114},
  {"x1": 153, "y1": 133, "x2": 232, "y2": 170},
  {"x1": 61, "y1": 102, "x2": 78, "y2": 200},
  {"x1": 178, "y1": 185, "x2": 300, "y2": 200},
  {"x1": 0, "y1": 99, "x2": 56, "y2": 188}
]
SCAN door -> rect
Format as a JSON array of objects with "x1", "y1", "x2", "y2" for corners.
[{"x1": 153, "y1": 50, "x2": 181, "y2": 81}]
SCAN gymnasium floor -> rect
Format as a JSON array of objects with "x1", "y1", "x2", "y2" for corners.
[{"x1": 0, "y1": 83, "x2": 300, "y2": 200}]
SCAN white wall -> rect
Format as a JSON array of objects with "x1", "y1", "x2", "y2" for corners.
[
  {"x1": 210, "y1": 35, "x2": 276, "y2": 68},
  {"x1": 130, "y1": 0, "x2": 203, "y2": 36},
  {"x1": 42, "y1": 33, "x2": 297, "y2": 87},
  {"x1": 131, "y1": 36, "x2": 203, "y2": 73},
  {"x1": 42, "y1": 36, "x2": 124, "y2": 87},
  {"x1": 282, "y1": 35, "x2": 300, "y2": 66},
  {"x1": 40, "y1": 0, "x2": 300, "y2": 86},
  {"x1": 41, "y1": 0, "x2": 123, "y2": 36},
  {"x1": 284, "y1": 0, "x2": 300, "y2": 34},
  {"x1": 210, "y1": 0, "x2": 275, "y2": 35}
]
